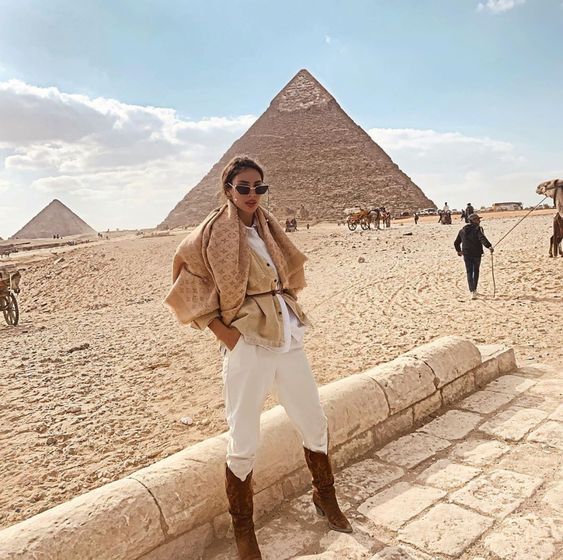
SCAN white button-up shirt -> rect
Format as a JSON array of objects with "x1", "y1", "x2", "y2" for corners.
[{"x1": 245, "y1": 223, "x2": 305, "y2": 352}]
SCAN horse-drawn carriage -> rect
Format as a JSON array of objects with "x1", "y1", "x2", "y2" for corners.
[
  {"x1": 285, "y1": 218, "x2": 297, "y2": 232},
  {"x1": 0, "y1": 266, "x2": 21, "y2": 326},
  {"x1": 0, "y1": 244, "x2": 19, "y2": 258},
  {"x1": 346, "y1": 209, "x2": 371, "y2": 231},
  {"x1": 345, "y1": 207, "x2": 389, "y2": 230}
]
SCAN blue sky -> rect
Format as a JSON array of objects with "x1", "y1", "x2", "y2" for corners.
[{"x1": 0, "y1": 0, "x2": 562, "y2": 237}]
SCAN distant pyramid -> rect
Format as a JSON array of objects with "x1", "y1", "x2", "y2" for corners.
[
  {"x1": 11, "y1": 199, "x2": 97, "y2": 239},
  {"x1": 159, "y1": 69, "x2": 434, "y2": 228}
]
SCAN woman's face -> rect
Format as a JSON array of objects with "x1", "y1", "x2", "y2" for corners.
[{"x1": 227, "y1": 168, "x2": 265, "y2": 224}]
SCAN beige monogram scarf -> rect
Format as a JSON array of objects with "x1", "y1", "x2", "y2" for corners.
[{"x1": 165, "y1": 201, "x2": 307, "y2": 326}]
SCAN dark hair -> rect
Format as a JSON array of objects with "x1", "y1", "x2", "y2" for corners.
[{"x1": 220, "y1": 156, "x2": 264, "y2": 199}]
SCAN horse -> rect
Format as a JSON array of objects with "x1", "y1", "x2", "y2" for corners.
[
  {"x1": 368, "y1": 208, "x2": 381, "y2": 230},
  {"x1": 439, "y1": 211, "x2": 452, "y2": 225},
  {"x1": 0, "y1": 246, "x2": 18, "y2": 258},
  {"x1": 536, "y1": 179, "x2": 563, "y2": 257},
  {"x1": 377, "y1": 207, "x2": 391, "y2": 229}
]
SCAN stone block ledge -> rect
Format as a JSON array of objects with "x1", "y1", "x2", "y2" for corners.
[{"x1": 0, "y1": 336, "x2": 516, "y2": 560}]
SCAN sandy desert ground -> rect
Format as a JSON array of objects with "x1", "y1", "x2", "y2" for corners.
[{"x1": 0, "y1": 211, "x2": 561, "y2": 529}]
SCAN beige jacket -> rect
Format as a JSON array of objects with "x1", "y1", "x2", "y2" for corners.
[
  {"x1": 164, "y1": 202, "x2": 309, "y2": 348},
  {"x1": 193, "y1": 249, "x2": 310, "y2": 347}
]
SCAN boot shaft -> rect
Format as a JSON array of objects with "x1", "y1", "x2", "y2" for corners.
[
  {"x1": 225, "y1": 466, "x2": 262, "y2": 559},
  {"x1": 225, "y1": 466, "x2": 254, "y2": 517},
  {"x1": 303, "y1": 447, "x2": 335, "y2": 490},
  {"x1": 303, "y1": 447, "x2": 353, "y2": 534}
]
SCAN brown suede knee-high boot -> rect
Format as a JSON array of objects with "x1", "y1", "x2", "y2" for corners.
[
  {"x1": 225, "y1": 466, "x2": 262, "y2": 560},
  {"x1": 303, "y1": 448, "x2": 353, "y2": 533}
]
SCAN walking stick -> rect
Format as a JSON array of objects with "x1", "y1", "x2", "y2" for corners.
[{"x1": 491, "y1": 252, "x2": 496, "y2": 298}]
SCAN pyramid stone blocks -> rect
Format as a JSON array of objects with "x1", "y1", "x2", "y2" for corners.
[
  {"x1": 12, "y1": 199, "x2": 96, "y2": 239},
  {"x1": 159, "y1": 69, "x2": 434, "y2": 228}
]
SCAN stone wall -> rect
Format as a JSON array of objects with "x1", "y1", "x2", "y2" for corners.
[{"x1": 0, "y1": 336, "x2": 515, "y2": 560}]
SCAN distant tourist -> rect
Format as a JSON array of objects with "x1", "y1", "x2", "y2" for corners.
[
  {"x1": 165, "y1": 155, "x2": 351, "y2": 559},
  {"x1": 454, "y1": 213, "x2": 494, "y2": 300},
  {"x1": 465, "y1": 203, "x2": 474, "y2": 223},
  {"x1": 414, "y1": 212, "x2": 419, "y2": 224},
  {"x1": 438, "y1": 202, "x2": 452, "y2": 225}
]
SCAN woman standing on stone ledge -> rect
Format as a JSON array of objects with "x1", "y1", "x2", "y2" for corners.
[{"x1": 165, "y1": 155, "x2": 351, "y2": 559}]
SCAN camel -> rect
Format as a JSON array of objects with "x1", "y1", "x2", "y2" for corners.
[{"x1": 536, "y1": 179, "x2": 563, "y2": 257}]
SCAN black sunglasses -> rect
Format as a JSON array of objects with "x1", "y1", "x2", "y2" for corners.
[{"x1": 228, "y1": 183, "x2": 269, "y2": 195}]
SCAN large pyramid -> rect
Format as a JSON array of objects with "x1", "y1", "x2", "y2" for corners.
[
  {"x1": 12, "y1": 199, "x2": 97, "y2": 239},
  {"x1": 160, "y1": 69, "x2": 433, "y2": 228}
]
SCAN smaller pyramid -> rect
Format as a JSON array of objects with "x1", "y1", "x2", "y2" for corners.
[{"x1": 11, "y1": 199, "x2": 97, "y2": 239}]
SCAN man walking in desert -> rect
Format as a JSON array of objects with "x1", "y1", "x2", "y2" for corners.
[{"x1": 454, "y1": 213, "x2": 494, "y2": 299}]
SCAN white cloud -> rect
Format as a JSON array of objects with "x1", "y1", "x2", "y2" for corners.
[
  {"x1": 0, "y1": 79, "x2": 256, "y2": 172},
  {"x1": 325, "y1": 35, "x2": 332, "y2": 44},
  {"x1": 477, "y1": 0, "x2": 525, "y2": 14},
  {"x1": 368, "y1": 128, "x2": 522, "y2": 177},
  {"x1": 367, "y1": 127, "x2": 555, "y2": 210},
  {"x1": 0, "y1": 79, "x2": 257, "y2": 237},
  {"x1": 370, "y1": 128, "x2": 514, "y2": 156}
]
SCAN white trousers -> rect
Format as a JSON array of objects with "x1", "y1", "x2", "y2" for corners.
[{"x1": 222, "y1": 338, "x2": 328, "y2": 481}]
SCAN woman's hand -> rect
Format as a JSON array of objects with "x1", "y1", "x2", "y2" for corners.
[
  {"x1": 222, "y1": 327, "x2": 241, "y2": 351},
  {"x1": 208, "y1": 318, "x2": 241, "y2": 351}
]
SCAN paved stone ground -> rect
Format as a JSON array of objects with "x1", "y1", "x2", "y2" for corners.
[{"x1": 204, "y1": 364, "x2": 562, "y2": 560}]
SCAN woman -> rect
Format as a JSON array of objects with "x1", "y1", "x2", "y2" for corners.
[{"x1": 165, "y1": 156, "x2": 351, "y2": 560}]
